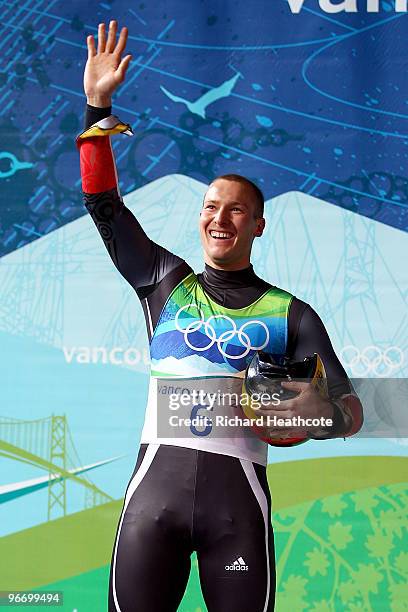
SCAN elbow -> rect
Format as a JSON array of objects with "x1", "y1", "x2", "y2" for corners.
[{"x1": 342, "y1": 394, "x2": 364, "y2": 437}]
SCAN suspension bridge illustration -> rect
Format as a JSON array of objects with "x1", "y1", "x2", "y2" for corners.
[{"x1": 0, "y1": 414, "x2": 119, "y2": 521}]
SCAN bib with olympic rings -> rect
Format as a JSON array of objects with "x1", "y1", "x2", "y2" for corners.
[
  {"x1": 150, "y1": 273, "x2": 292, "y2": 376},
  {"x1": 141, "y1": 272, "x2": 293, "y2": 464}
]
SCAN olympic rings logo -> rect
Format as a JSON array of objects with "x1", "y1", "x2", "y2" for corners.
[
  {"x1": 340, "y1": 345, "x2": 404, "y2": 377},
  {"x1": 174, "y1": 304, "x2": 269, "y2": 360}
]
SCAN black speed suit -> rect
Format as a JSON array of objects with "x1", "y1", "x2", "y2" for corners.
[{"x1": 78, "y1": 105, "x2": 361, "y2": 612}]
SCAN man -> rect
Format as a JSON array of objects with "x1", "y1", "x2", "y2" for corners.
[{"x1": 78, "y1": 21, "x2": 363, "y2": 612}]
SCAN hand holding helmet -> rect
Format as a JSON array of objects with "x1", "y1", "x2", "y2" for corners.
[{"x1": 242, "y1": 352, "x2": 333, "y2": 446}]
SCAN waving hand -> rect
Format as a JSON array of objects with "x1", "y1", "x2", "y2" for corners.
[{"x1": 84, "y1": 20, "x2": 132, "y2": 108}]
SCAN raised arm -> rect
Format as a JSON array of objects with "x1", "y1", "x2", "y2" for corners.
[
  {"x1": 78, "y1": 21, "x2": 184, "y2": 295},
  {"x1": 84, "y1": 21, "x2": 132, "y2": 109}
]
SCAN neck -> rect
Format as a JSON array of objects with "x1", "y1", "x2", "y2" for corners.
[
  {"x1": 201, "y1": 262, "x2": 260, "y2": 290},
  {"x1": 204, "y1": 262, "x2": 253, "y2": 274},
  {"x1": 204, "y1": 255, "x2": 251, "y2": 272}
]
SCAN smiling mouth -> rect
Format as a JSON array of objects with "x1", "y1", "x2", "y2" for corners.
[{"x1": 209, "y1": 230, "x2": 235, "y2": 240}]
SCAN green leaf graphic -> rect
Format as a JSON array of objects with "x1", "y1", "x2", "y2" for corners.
[
  {"x1": 353, "y1": 563, "x2": 384, "y2": 595},
  {"x1": 393, "y1": 551, "x2": 408, "y2": 576},
  {"x1": 321, "y1": 496, "x2": 347, "y2": 517},
  {"x1": 304, "y1": 547, "x2": 330, "y2": 577},
  {"x1": 328, "y1": 522, "x2": 353, "y2": 551}
]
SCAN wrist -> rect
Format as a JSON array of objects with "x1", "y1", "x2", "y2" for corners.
[
  {"x1": 84, "y1": 103, "x2": 112, "y2": 131},
  {"x1": 86, "y1": 95, "x2": 112, "y2": 108},
  {"x1": 309, "y1": 399, "x2": 350, "y2": 440}
]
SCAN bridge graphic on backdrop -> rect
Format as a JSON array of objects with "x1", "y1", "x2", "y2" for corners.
[{"x1": 0, "y1": 415, "x2": 119, "y2": 521}]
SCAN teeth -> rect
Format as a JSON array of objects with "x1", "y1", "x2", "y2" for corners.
[{"x1": 210, "y1": 230, "x2": 233, "y2": 239}]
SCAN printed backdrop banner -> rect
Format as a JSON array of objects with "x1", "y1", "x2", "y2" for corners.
[{"x1": 1, "y1": 1, "x2": 407, "y2": 610}]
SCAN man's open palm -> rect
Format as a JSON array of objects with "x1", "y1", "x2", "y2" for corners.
[{"x1": 84, "y1": 21, "x2": 132, "y2": 107}]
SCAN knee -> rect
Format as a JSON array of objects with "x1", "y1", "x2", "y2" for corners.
[{"x1": 121, "y1": 505, "x2": 173, "y2": 537}]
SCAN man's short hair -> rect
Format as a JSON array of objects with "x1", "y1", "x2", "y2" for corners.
[{"x1": 210, "y1": 174, "x2": 265, "y2": 218}]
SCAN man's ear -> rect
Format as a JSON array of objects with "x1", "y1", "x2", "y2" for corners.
[{"x1": 254, "y1": 217, "x2": 265, "y2": 237}]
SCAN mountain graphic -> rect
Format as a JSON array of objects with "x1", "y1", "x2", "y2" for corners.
[{"x1": 151, "y1": 353, "x2": 246, "y2": 378}]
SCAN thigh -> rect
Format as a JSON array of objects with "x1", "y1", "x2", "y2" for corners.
[
  {"x1": 108, "y1": 515, "x2": 191, "y2": 612},
  {"x1": 197, "y1": 455, "x2": 275, "y2": 612},
  {"x1": 108, "y1": 444, "x2": 195, "y2": 612}
]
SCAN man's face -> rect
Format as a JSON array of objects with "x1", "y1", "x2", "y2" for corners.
[{"x1": 199, "y1": 179, "x2": 265, "y2": 270}]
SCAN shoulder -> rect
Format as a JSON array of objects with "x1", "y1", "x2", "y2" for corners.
[
  {"x1": 287, "y1": 297, "x2": 325, "y2": 355},
  {"x1": 289, "y1": 296, "x2": 315, "y2": 325}
]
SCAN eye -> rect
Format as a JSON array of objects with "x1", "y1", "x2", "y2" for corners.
[{"x1": 204, "y1": 204, "x2": 216, "y2": 210}]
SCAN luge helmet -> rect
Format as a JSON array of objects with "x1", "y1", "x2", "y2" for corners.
[{"x1": 242, "y1": 352, "x2": 328, "y2": 447}]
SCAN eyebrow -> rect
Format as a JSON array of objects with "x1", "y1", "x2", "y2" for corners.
[{"x1": 203, "y1": 199, "x2": 249, "y2": 208}]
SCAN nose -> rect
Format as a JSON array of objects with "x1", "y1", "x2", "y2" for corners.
[{"x1": 214, "y1": 206, "x2": 230, "y2": 226}]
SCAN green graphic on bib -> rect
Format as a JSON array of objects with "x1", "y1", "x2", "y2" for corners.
[{"x1": 150, "y1": 273, "x2": 293, "y2": 377}]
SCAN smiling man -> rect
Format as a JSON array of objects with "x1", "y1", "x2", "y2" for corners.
[
  {"x1": 78, "y1": 20, "x2": 363, "y2": 612},
  {"x1": 200, "y1": 176, "x2": 265, "y2": 269}
]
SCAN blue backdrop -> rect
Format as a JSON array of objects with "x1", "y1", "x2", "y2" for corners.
[{"x1": 1, "y1": 1, "x2": 407, "y2": 611}]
